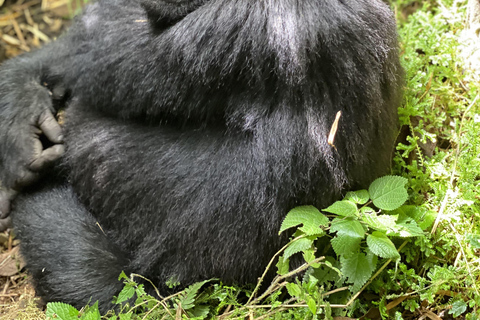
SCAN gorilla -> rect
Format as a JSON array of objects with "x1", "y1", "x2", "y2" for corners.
[{"x1": 0, "y1": 0, "x2": 403, "y2": 312}]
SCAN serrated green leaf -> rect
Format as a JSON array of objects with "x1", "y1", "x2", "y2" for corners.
[
  {"x1": 361, "y1": 206, "x2": 375, "y2": 214},
  {"x1": 284, "y1": 237, "x2": 313, "y2": 261},
  {"x1": 331, "y1": 234, "x2": 361, "y2": 257},
  {"x1": 394, "y1": 215, "x2": 424, "y2": 237},
  {"x1": 365, "y1": 249, "x2": 378, "y2": 273},
  {"x1": 46, "y1": 302, "x2": 80, "y2": 320},
  {"x1": 323, "y1": 200, "x2": 358, "y2": 217},
  {"x1": 366, "y1": 231, "x2": 400, "y2": 259},
  {"x1": 449, "y1": 300, "x2": 467, "y2": 317},
  {"x1": 116, "y1": 284, "x2": 135, "y2": 304},
  {"x1": 80, "y1": 302, "x2": 101, "y2": 320},
  {"x1": 362, "y1": 212, "x2": 397, "y2": 231},
  {"x1": 390, "y1": 205, "x2": 436, "y2": 230},
  {"x1": 340, "y1": 252, "x2": 375, "y2": 292},
  {"x1": 330, "y1": 218, "x2": 365, "y2": 238},
  {"x1": 118, "y1": 271, "x2": 128, "y2": 281},
  {"x1": 276, "y1": 257, "x2": 290, "y2": 275},
  {"x1": 286, "y1": 282, "x2": 302, "y2": 297},
  {"x1": 280, "y1": 206, "x2": 328, "y2": 235},
  {"x1": 135, "y1": 284, "x2": 146, "y2": 297},
  {"x1": 369, "y1": 176, "x2": 408, "y2": 211},
  {"x1": 345, "y1": 190, "x2": 370, "y2": 204}
]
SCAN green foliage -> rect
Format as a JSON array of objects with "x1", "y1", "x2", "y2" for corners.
[
  {"x1": 279, "y1": 205, "x2": 328, "y2": 236},
  {"x1": 389, "y1": 0, "x2": 480, "y2": 317},
  {"x1": 278, "y1": 176, "x2": 419, "y2": 294},
  {"x1": 46, "y1": 302, "x2": 101, "y2": 320},
  {"x1": 369, "y1": 176, "x2": 408, "y2": 211},
  {"x1": 46, "y1": 302, "x2": 81, "y2": 320}
]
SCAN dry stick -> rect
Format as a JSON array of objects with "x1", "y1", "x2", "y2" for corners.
[
  {"x1": 449, "y1": 221, "x2": 480, "y2": 295},
  {"x1": 431, "y1": 94, "x2": 479, "y2": 234},
  {"x1": 131, "y1": 273, "x2": 165, "y2": 300},
  {"x1": 10, "y1": 18, "x2": 26, "y2": 45},
  {"x1": 141, "y1": 301, "x2": 163, "y2": 320},
  {"x1": 345, "y1": 240, "x2": 409, "y2": 307},
  {"x1": 246, "y1": 235, "x2": 307, "y2": 304},
  {"x1": 220, "y1": 257, "x2": 327, "y2": 319},
  {"x1": 249, "y1": 256, "x2": 326, "y2": 306},
  {"x1": 322, "y1": 286, "x2": 349, "y2": 298},
  {"x1": 246, "y1": 303, "x2": 347, "y2": 309},
  {"x1": 129, "y1": 273, "x2": 175, "y2": 318}
]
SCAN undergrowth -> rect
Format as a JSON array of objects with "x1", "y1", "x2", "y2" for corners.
[{"x1": 41, "y1": 0, "x2": 480, "y2": 319}]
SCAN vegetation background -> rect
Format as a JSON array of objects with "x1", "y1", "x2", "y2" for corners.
[{"x1": 0, "y1": 0, "x2": 479, "y2": 319}]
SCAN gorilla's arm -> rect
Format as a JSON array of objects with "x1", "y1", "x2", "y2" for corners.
[
  {"x1": 0, "y1": 0, "x2": 208, "y2": 222},
  {"x1": 0, "y1": 43, "x2": 70, "y2": 226}
]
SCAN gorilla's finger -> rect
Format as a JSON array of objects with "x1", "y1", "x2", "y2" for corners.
[
  {"x1": 0, "y1": 216, "x2": 12, "y2": 232},
  {"x1": 0, "y1": 189, "x2": 17, "y2": 219},
  {"x1": 38, "y1": 109, "x2": 64, "y2": 144},
  {"x1": 14, "y1": 170, "x2": 39, "y2": 188},
  {"x1": 29, "y1": 144, "x2": 65, "y2": 172},
  {"x1": 0, "y1": 191, "x2": 10, "y2": 219}
]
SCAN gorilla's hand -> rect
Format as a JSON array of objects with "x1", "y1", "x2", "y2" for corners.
[{"x1": 0, "y1": 68, "x2": 66, "y2": 228}]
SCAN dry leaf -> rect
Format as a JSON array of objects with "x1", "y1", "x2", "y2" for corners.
[{"x1": 0, "y1": 246, "x2": 26, "y2": 276}]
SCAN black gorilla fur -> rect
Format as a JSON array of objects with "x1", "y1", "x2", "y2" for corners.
[{"x1": 0, "y1": 0, "x2": 403, "y2": 311}]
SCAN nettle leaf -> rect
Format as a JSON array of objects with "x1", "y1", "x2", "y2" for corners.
[
  {"x1": 279, "y1": 206, "x2": 328, "y2": 235},
  {"x1": 362, "y1": 212, "x2": 397, "y2": 232},
  {"x1": 361, "y1": 206, "x2": 375, "y2": 214},
  {"x1": 80, "y1": 302, "x2": 101, "y2": 320},
  {"x1": 46, "y1": 302, "x2": 80, "y2": 320},
  {"x1": 394, "y1": 215, "x2": 425, "y2": 237},
  {"x1": 116, "y1": 284, "x2": 135, "y2": 304},
  {"x1": 323, "y1": 200, "x2": 358, "y2": 217},
  {"x1": 390, "y1": 205, "x2": 436, "y2": 230},
  {"x1": 118, "y1": 271, "x2": 128, "y2": 281},
  {"x1": 284, "y1": 237, "x2": 313, "y2": 261},
  {"x1": 344, "y1": 190, "x2": 370, "y2": 204},
  {"x1": 331, "y1": 234, "x2": 361, "y2": 257},
  {"x1": 340, "y1": 252, "x2": 376, "y2": 292},
  {"x1": 330, "y1": 218, "x2": 365, "y2": 238},
  {"x1": 369, "y1": 176, "x2": 408, "y2": 211},
  {"x1": 366, "y1": 231, "x2": 400, "y2": 259}
]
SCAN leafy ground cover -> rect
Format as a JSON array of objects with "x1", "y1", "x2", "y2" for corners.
[{"x1": 2, "y1": 0, "x2": 480, "y2": 319}]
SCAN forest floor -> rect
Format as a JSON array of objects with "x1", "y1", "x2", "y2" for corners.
[{"x1": 0, "y1": 1, "x2": 77, "y2": 318}]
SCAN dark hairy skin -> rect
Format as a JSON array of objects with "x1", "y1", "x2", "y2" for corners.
[{"x1": 0, "y1": 0, "x2": 403, "y2": 312}]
